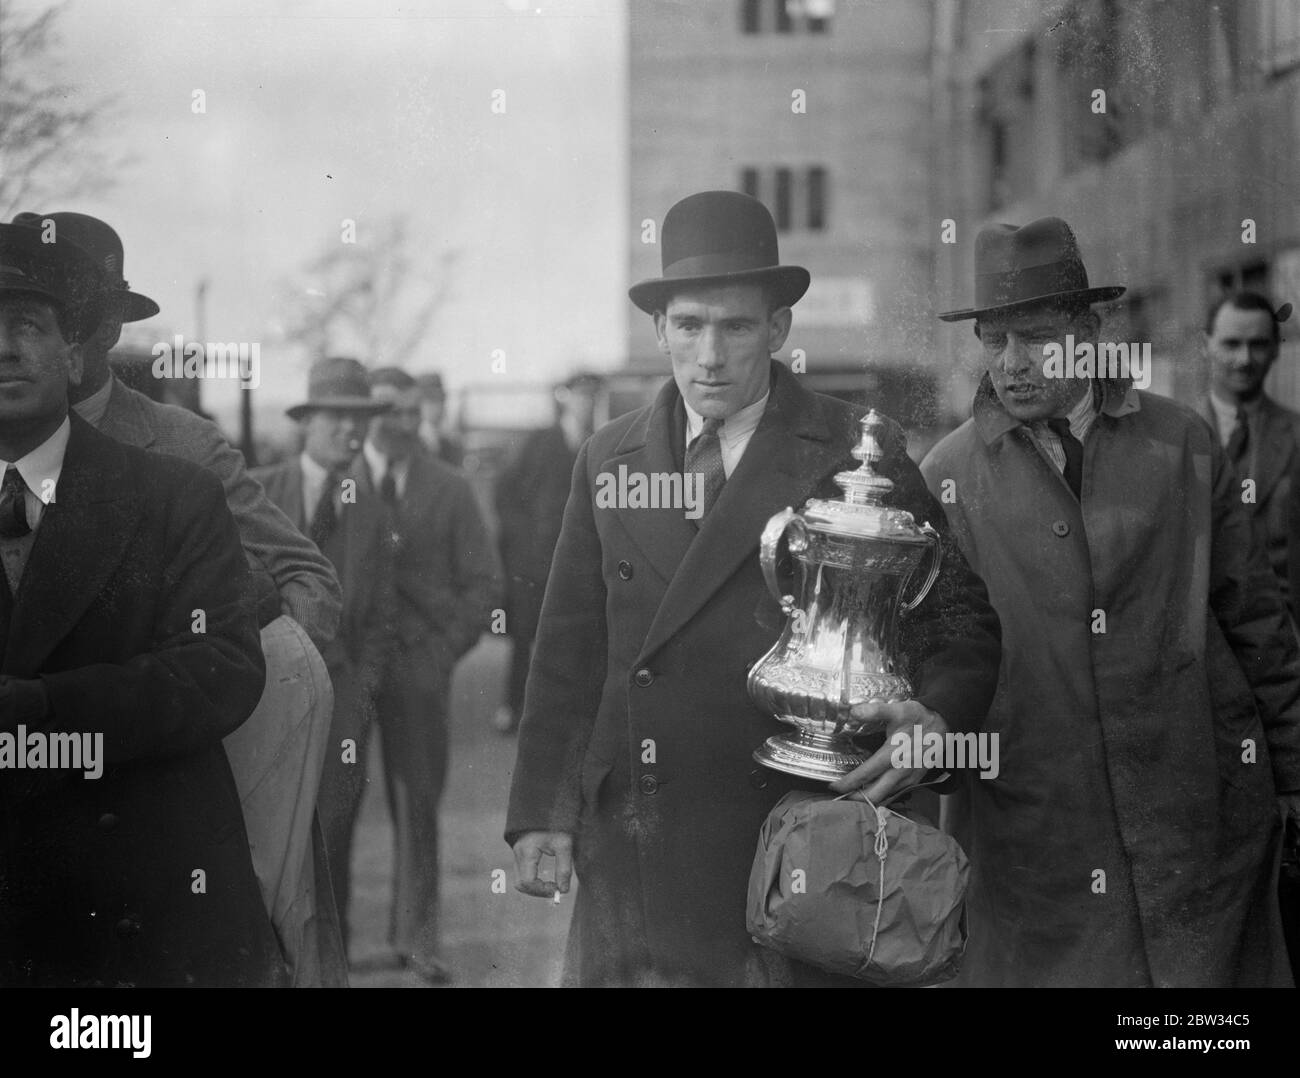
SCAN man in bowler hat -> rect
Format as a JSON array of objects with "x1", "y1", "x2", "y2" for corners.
[
  {"x1": 254, "y1": 358, "x2": 396, "y2": 965},
  {"x1": 506, "y1": 190, "x2": 1001, "y2": 986},
  {"x1": 8, "y1": 210, "x2": 349, "y2": 985},
  {"x1": 921, "y1": 216, "x2": 1300, "y2": 986},
  {"x1": 0, "y1": 222, "x2": 281, "y2": 985}
]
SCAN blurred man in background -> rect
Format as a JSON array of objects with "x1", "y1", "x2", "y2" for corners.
[
  {"x1": 1199, "y1": 292, "x2": 1300, "y2": 603},
  {"x1": 416, "y1": 371, "x2": 463, "y2": 467},
  {"x1": 254, "y1": 358, "x2": 395, "y2": 977},
  {"x1": 492, "y1": 371, "x2": 603, "y2": 735},
  {"x1": 365, "y1": 366, "x2": 501, "y2": 983}
]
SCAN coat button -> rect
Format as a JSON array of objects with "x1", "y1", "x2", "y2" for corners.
[
  {"x1": 115, "y1": 917, "x2": 140, "y2": 939},
  {"x1": 1051, "y1": 520, "x2": 1070, "y2": 537},
  {"x1": 633, "y1": 668, "x2": 654, "y2": 688},
  {"x1": 748, "y1": 768, "x2": 769, "y2": 790},
  {"x1": 639, "y1": 774, "x2": 659, "y2": 795},
  {"x1": 617, "y1": 560, "x2": 633, "y2": 580},
  {"x1": 97, "y1": 813, "x2": 118, "y2": 832}
]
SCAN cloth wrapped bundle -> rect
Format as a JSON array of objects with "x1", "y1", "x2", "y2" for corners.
[{"x1": 747, "y1": 789, "x2": 970, "y2": 986}]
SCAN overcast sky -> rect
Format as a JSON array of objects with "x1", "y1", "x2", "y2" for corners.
[{"x1": 23, "y1": 0, "x2": 627, "y2": 437}]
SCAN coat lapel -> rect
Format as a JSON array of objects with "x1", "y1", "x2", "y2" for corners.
[
  {"x1": 3, "y1": 417, "x2": 141, "y2": 676},
  {"x1": 97, "y1": 377, "x2": 159, "y2": 450},
  {"x1": 1254, "y1": 398, "x2": 1297, "y2": 503},
  {"x1": 599, "y1": 384, "x2": 698, "y2": 588},
  {"x1": 634, "y1": 364, "x2": 850, "y2": 666}
]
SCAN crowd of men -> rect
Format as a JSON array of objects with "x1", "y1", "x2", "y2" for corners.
[{"x1": 4, "y1": 188, "x2": 1300, "y2": 988}]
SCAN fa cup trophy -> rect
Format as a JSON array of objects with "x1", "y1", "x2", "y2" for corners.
[{"x1": 748, "y1": 409, "x2": 942, "y2": 782}]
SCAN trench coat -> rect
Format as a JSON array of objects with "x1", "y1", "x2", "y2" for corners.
[
  {"x1": 921, "y1": 375, "x2": 1300, "y2": 987},
  {"x1": 506, "y1": 361, "x2": 1002, "y2": 987}
]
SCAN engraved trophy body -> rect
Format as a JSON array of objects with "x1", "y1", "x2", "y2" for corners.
[{"x1": 748, "y1": 410, "x2": 942, "y2": 782}]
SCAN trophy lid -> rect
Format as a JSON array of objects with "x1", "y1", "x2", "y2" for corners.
[{"x1": 801, "y1": 409, "x2": 928, "y2": 540}]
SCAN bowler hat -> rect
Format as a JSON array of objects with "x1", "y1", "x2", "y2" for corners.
[
  {"x1": 11, "y1": 211, "x2": 160, "y2": 322},
  {"x1": 938, "y1": 216, "x2": 1124, "y2": 321},
  {"x1": 628, "y1": 191, "x2": 810, "y2": 314},
  {"x1": 287, "y1": 357, "x2": 392, "y2": 420},
  {"x1": 0, "y1": 222, "x2": 107, "y2": 340}
]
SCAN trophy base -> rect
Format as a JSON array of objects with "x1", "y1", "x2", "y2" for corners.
[{"x1": 752, "y1": 729, "x2": 868, "y2": 783}]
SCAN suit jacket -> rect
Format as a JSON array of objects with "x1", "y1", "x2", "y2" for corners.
[
  {"x1": 1199, "y1": 393, "x2": 1300, "y2": 601},
  {"x1": 98, "y1": 376, "x2": 343, "y2": 650},
  {"x1": 506, "y1": 361, "x2": 1002, "y2": 985},
  {"x1": 252, "y1": 455, "x2": 394, "y2": 687},
  {"x1": 384, "y1": 449, "x2": 501, "y2": 667},
  {"x1": 0, "y1": 415, "x2": 282, "y2": 987}
]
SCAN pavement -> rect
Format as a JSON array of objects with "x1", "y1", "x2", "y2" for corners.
[{"x1": 345, "y1": 636, "x2": 574, "y2": 988}]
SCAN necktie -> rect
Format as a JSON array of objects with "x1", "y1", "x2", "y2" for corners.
[
  {"x1": 379, "y1": 469, "x2": 398, "y2": 507},
  {"x1": 0, "y1": 466, "x2": 31, "y2": 539},
  {"x1": 1226, "y1": 407, "x2": 1249, "y2": 467},
  {"x1": 1046, "y1": 418, "x2": 1083, "y2": 500},
  {"x1": 685, "y1": 417, "x2": 725, "y2": 523},
  {"x1": 309, "y1": 471, "x2": 339, "y2": 547}
]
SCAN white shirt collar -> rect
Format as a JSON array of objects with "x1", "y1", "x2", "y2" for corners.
[
  {"x1": 684, "y1": 390, "x2": 770, "y2": 447},
  {"x1": 2, "y1": 415, "x2": 70, "y2": 507}
]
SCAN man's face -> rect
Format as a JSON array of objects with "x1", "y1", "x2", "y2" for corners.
[
  {"x1": 653, "y1": 283, "x2": 791, "y2": 420},
  {"x1": 301, "y1": 407, "x2": 367, "y2": 472},
  {"x1": 978, "y1": 303, "x2": 1094, "y2": 423},
  {"x1": 419, "y1": 395, "x2": 445, "y2": 430},
  {"x1": 1206, "y1": 304, "x2": 1278, "y2": 403},
  {"x1": 0, "y1": 294, "x2": 82, "y2": 428},
  {"x1": 370, "y1": 384, "x2": 422, "y2": 457}
]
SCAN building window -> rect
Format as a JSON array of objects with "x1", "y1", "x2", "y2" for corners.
[
  {"x1": 741, "y1": 165, "x2": 827, "y2": 230},
  {"x1": 774, "y1": 168, "x2": 792, "y2": 230},
  {"x1": 807, "y1": 167, "x2": 826, "y2": 230},
  {"x1": 738, "y1": 0, "x2": 833, "y2": 35}
]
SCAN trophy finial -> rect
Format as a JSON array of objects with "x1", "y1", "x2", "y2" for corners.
[{"x1": 836, "y1": 409, "x2": 895, "y2": 505}]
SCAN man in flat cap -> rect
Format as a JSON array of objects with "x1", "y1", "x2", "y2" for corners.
[
  {"x1": 922, "y1": 216, "x2": 1300, "y2": 986},
  {"x1": 506, "y1": 190, "x2": 1001, "y2": 986},
  {"x1": 493, "y1": 370, "x2": 604, "y2": 736},
  {"x1": 254, "y1": 359, "x2": 396, "y2": 969},
  {"x1": 0, "y1": 222, "x2": 281, "y2": 986},
  {"x1": 10, "y1": 211, "x2": 348, "y2": 986}
]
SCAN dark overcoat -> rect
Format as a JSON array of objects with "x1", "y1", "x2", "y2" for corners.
[
  {"x1": 0, "y1": 416, "x2": 282, "y2": 987},
  {"x1": 506, "y1": 361, "x2": 1002, "y2": 987},
  {"x1": 923, "y1": 376, "x2": 1300, "y2": 987}
]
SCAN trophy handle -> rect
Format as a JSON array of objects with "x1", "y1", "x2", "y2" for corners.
[
  {"x1": 899, "y1": 522, "x2": 942, "y2": 614},
  {"x1": 759, "y1": 507, "x2": 807, "y2": 615}
]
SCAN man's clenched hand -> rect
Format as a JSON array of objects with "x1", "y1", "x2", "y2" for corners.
[{"x1": 512, "y1": 830, "x2": 574, "y2": 898}]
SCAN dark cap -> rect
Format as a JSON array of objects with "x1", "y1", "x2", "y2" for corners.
[
  {"x1": 287, "y1": 357, "x2": 392, "y2": 420},
  {"x1": 0, "y1": 222, "x2": 107, "y2": 341}
]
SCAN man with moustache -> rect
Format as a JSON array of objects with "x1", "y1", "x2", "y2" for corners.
[
  {"x1": 922, "y1": 217, "x2": 1300, "y2": 987},
  {"x1": 254, "y1": 358, "x2": 396, "y2": 961},
  {"x1": 506, "y1": 191, "x2": 1001, "y2": 987},
  {"x1": 1198, "y1": 292, "x2": 1300, "y2": 603},
  {"x1": 492, "y1": 371, "x2": 604, "y2": 735},
  {"x1": 9, "y1": 211, "x2": 348, "y2": 986},
  {"x1": 364, "y1": 366, "x2": 500, "y2": 984},
  {"x1": 0, "y1": 222, "x2": 281, "y2": 986}
]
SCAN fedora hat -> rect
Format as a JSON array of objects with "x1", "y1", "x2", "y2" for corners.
[
  {"x1": 11, "y1": 211, "x2": 160, "y2": 322},
  {"x1": 0, "y1": 221, "x2": 107, "y2": 340},
  {"x1": 938, "y1": 216, "x2": 1124, "y2": 322},
  {"x1": 628, "y1": 191, "x2": 810, "y2": 314},
  {"x1": 287, "y1": 357, "x2": 392, "y2": 420}
]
